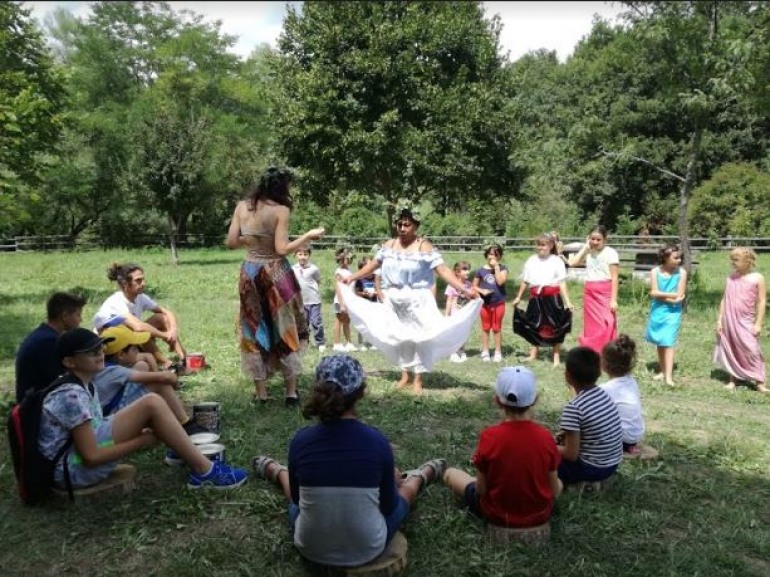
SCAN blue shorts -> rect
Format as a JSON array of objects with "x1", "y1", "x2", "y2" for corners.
[
  {"x1": 558, "y1": 459, "x2": 617, "y2": 484},
  {"x1": 463, "y1": 482, "x2": 485, "y2": 518},
  {"x1": 103, "y1": 382, "x2": 149, "y2": 416},
  {"x1": 58, "y1": 419, "x2": 119, "y2": 489},
  {"x1": 288, "y1": 495, "x2": 410, "y2": 545}
]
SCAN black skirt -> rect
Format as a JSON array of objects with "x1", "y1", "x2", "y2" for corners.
[{"x1": 513, "y1": 294, "x2": 572, "y2": 346}]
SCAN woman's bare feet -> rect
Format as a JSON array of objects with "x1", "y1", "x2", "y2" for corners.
[
  {"x1": 652, "y1": 373, "x2": 664, "y2": 381},
  {"x1": 756, "y1": 383, "x2": 768, "y2": 393},
  {"x1": 396, "y1": 371, "x2": 410, "y2": 389},
  {"x1": 724, "y1": 381, "x2": 736, "y2": 391},
  {"x1": 412, "y1": 374, "x2": 423, "y2": 395}
]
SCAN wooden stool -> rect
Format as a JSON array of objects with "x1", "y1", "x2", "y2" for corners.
[
  {"x1": 53, "y1": 464, "x2": 137, "y2": 501},
  {"x1": 623, "y1": 444, "x2": 659, "y2": 461},
  {"x1": 487, "y1": 522, "x2": 551, "y2": 547},
  {"x1": 314, "y1": 531, "x2": 408, "y2": 577}
]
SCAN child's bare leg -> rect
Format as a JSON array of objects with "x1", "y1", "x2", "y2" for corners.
[
  {"x1": 527, "y1": 346, "x2": 538, "y2": 362},
  {"x1": 413, "y1": 372, "x2": 423, "y2": 395},
  {"x1": 254, "y1": 380, "x2": 269, "y2": 400},
  {"x1": 136, "y1": 352, "x2": 159, "y2": 372},
  {"x1": 397, "y1": 462, "x2": 442, "y2": 506},
  {"x1": 111, "y1": 394, "x2": 211, "y2": 474},
  {"x1": 143, "y1": 384, "x2": 189, "y2": 424},
  {"x1": 480, "y1": 332, "x2": 490, "y2": 354},
  {"x1": 261, "y1": 459, "x2": 293, "y2": 501},
  {"x1": 284, "y1": 375, "x2": 298, "y2": 398},
  {"x1": 662, "y1": 347, "x2": 675, "y2": 385},
  {"x1": 493, "y1": 330, "x2": 502, "y2": 355},
  {"x1": 333, "y1": 316, "x2": 342, "y2": 345},
  {"x1": 653, "y1": 347, "x2": 666, "y2": 380},
  {"x1": 443, "y1": 467, "x2": 475, "y2": 499},
  {"x1": 396, "y1": 370, "x2": 410, "y2": 389},
  {"x1": 342, "y1": 317, "x2": 351, "y2": 343},
  {"x1": 724, "y1": 374, "x2": 737, "y2": 390},
  {"x1": 552, "y1": 344, "x2": 561, "y2": 366}
]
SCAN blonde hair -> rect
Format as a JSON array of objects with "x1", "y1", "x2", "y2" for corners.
[{"x1": 730, "y1": 247, "x2": 756, "y2": 268}]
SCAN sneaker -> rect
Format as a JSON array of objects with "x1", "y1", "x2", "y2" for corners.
[
  {"x1": 450, "y1": 352, "x2": 462, "y2": 363},
  {"x1": 493, "y1": 352, "x2": 502, "y2": 363},
  {"x1": 480, "y1": 350, "x2": 491, "y2": 362},
  {"x1": 344, "y1": 342, "x2": 358, "y2": 352},
  {"x1": 318, "y1": 344, "x2": 326, "y2": 352},
  {"x1": 183, "y1": 421, "x2": 209, "y2": 436},
  {"x1": 188, "y1": 460, "x2": 248, "y2": 490},
  {"x1": 285, "y1": 392, "x2": 301, "y2": 407},
  {"x1": 332, "y1": 343, "x2": 346, "y2": 352},
  {"x1": 459, "y1": 352, "x2": 468, "y2": 362},
  {"x1": 164, "y1": 449, "x2": 185, "y2": 467}
]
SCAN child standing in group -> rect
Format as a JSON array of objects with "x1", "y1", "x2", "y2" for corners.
[
  {"x1": 443, "y1": 366, "x2": 562, "y2": 528},
  {"x1": 599, "y1": 335, "x2": 645, "y2": 455},
  {"x1": 39, "y1": 328, "x2": 247, "y2": 491},
  {"x1": 645, "y1": 244, "x2": 686, "y2": 386},
  {"x1": 512, "y1": 233, "x2": 573, "y2": 366},
  {"x1": 557, "y1": 346, "x2": 623, "y2": 485},
  {"x1": 292, "y1": 245, "x2": 326, "y2": 352},
  {"x1": 714, "y1": 247, "x2": 767, "y2": 392},
  {"x1": 568, "y1": 225, "x2": 619, "y2": 354},
  {"x1": 445, "y1": 260, "x2": 472, "y2": 363},
  {"x1": 333, "y1": 248, "x2": 357, "y2": 352},
  {"x1": 473, "y1": 243, "x2": 509, "y2": 362},
  {"x1": 354, "y1": 257, "x2": 378, "y2": 351}
]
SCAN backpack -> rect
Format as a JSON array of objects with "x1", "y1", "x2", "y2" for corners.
[{"x1": 7, "y1": 375, "x2": 75, "y2": 505}]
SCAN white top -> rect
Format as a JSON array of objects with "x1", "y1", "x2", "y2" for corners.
[
  {"x1": 93, "y1": 291, "x2": 158, "y2": 330},
  {"x1": 293, "y1": 263, "x2": 322, "y2": 305},
  {"x1": 584, "y1": 246, "x2": 619, "y2": 282},
  {"x1": 599, "y1": 374, "x2": 645, "y2": 444},
  {"x1": 521, "y1": 254, "x2": 566, "y2": 288},
  {"x1": 334, "y1": 267, "x2": 353, "y2": 305}
]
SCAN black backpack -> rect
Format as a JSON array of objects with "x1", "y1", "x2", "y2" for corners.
[{"x1": 7, "y1": 375, "x2": 75, "y2": 505}]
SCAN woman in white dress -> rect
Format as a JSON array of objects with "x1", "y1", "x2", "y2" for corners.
[{"x1": 341, "y1": 206, "x2": 481, "y2": 395}]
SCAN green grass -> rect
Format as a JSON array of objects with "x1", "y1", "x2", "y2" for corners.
[{"x1": 1, "y1": 247, "x2": 770, "y2": 577}]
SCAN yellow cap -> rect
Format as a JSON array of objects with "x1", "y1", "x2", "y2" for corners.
[{"x1": 101, "y1": 325, "x2": 151, "y2": 356}]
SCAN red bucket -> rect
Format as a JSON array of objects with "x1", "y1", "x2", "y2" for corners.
[{"x1": 186, "y1": 353, "x2": 206, "y2": 370}]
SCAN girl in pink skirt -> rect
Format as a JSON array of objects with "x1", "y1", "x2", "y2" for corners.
[
  {"x1": 568, "y1": 225, "x2": 619, "y2": 354},
  {"x1": 714, "y1": 247, "x2": 767, "y2": 392}
]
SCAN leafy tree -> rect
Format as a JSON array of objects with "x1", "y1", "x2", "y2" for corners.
[
  {"x1": 0, "y1": 2, "x2": 65, "y2": 234},
  {"x1": 272, "y1": 1, "x2": 520, "y2": 228}
]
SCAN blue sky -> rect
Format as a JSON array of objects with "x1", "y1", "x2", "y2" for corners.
[{"x1": 24, "y1": 1, "x2": 623, "y2": 62}]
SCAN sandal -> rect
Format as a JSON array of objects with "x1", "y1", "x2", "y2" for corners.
[
  {"x1": 252, "y1": 456, "x2": 287, "y2": 483},
  {"x1": 403, "y1": 458, "x2": 447, "y2": 492}
]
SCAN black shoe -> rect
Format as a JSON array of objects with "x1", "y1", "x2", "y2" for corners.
[{"x1": 285, "y1": 394, "x2": 301, "y2": 408}]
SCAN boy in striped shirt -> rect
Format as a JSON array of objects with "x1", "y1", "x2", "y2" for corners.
[{"x1": 557, "y1": 346, "x2": 623, "y2": 484}]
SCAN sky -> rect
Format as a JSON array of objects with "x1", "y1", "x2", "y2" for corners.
[{"x1": 24, "y1": 1, "x2": 625, "y2": 63}]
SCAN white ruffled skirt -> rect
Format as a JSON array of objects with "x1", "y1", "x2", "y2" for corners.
[{"x1": 339, "y1": 283, "x2": 482, "y2": 372}]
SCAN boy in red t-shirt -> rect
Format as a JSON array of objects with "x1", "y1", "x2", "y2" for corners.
[{"x1": 443, "y1": 366, "x2": 562, "y2": 527}]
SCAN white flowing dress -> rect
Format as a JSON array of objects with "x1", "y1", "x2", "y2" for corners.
[{"x1": 340, "y1": 244, "x2": 482, "y2": 373}]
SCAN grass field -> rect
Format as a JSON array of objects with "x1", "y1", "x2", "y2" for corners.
[{"x1": 1, "y1": 247, "x2": 769, "y2": 577}]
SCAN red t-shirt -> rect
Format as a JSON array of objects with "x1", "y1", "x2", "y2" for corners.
[{"x1": 472, "y1": 420, "x2": 560, "y2": 527}]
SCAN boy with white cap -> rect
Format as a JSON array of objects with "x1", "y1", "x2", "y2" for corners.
[{"x1": 443, "y1": 366, "x2": 562, "y2": 528}]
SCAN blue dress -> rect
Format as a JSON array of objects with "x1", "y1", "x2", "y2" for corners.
[{"x1": 645, "y1": 268, "x2": 683, "y2": 347}]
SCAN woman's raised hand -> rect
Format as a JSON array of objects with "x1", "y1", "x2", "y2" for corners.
[{"x1": 307, "y1": 227, "x2": 325, "y2": 240}]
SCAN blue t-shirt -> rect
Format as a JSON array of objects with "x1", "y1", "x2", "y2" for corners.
[
  {"x1": 288, "y1": 419, "x2": 398, "y2": 566},
  {"x1": 475, "y1": 265, "x2": 509, "y2": 306},
  {"x1": 15, "y1": 323, "x2": 63, "y2": 402}
]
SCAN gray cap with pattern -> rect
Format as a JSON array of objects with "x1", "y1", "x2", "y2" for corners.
[{"x1": 315, "y1": 354, "x2": 365, "y2": 395}]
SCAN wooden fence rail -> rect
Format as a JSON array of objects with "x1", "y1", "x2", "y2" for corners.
[{"x1": 3, "y1": 234, "x2": 770, "y2": 253}]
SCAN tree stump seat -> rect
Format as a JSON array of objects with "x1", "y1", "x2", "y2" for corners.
[
  {"x1": 312, "y1": 531, "x2": 408, "y2": 577},
  {"x1": 623, "y1": 444, "x2": 660, "y2": 461},
  {"x1": 487, "y1": 522, "x2": 551, "y2": 547},
  {"x1": 53, "y1": 463, "x2": 137, "y2": 501}
]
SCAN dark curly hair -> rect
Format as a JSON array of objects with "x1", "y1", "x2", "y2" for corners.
[
  {"x1": 107, "y1": 263, "x2": 143, "y2": 288},
  {"x1": 565, "y1": 346, "x2": 601, "y2": 387},
  {"x1": 602, "y1": 334, "x2": 637, "y2": 377},
  {"x1": 657, "y1": 244, "x2": 680, "y2": 265},
  {"x1": 247, "y1": 166, "x2": 294, "y2": 210},
  {"x1": 302, "y1": 381, "x2": 366, "y2": 424}
]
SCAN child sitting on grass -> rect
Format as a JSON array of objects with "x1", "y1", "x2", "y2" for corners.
[
  {"x1": 443, "y1": 366, "x2": 562, "y2": 528},
  {"x1": 599, "y1": 335, "x2": 645, "y2": 455},
  {"x1": 39, "y1": 328, "x2": 247, "y2": 490},
  {"x1": 557, "y1": 346, "x2": 623, "y2": 485}
]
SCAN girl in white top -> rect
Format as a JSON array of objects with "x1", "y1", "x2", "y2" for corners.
[
  {"x1": 333, "y1": 248, "x2": 357, "y2": 352},
  {"x1": 512, "y1": 233, "x2": 574, "y2": 366},
  {"x1": 568, "y1": 225, "x2": 620, "y2": 354},
  {"x1": 599, "y1": 334, "x2": 645, "y2": 454}
]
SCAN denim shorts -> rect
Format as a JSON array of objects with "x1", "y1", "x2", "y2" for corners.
[
  {"x1": 59, "y1": 419, "x2": 119, "y2": 489},
  {"x1": 558, "y1": 459, "x2": 617, "y2": 484}
]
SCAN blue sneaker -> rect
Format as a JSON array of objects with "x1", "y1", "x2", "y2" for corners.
[
  {"x1": 164, "y1": 449, "x2": 185, "y2": 467},
  {"x1": 188, "y1": 461, "x2": 248, "y2": 490}
]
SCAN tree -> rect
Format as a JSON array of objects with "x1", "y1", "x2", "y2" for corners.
[
  {"x1": 272, "y1": 1, "x2": 521, "y2": 227},
  {"x1": 0, "y1": 2, "x2": 66, "y2": 234}
]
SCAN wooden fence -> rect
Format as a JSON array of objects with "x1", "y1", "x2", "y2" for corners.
[{"x1": 3, "y1": 234, "x2": 770, "y2": 254}]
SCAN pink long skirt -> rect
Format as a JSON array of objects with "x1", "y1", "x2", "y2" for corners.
[{"x1": 578, "y1": 280, "x2": 617, "y2": 354}]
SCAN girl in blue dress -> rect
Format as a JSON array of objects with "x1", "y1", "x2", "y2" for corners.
[{"x1": 644, "y1": 245, "x2": 687, "y2": 386}]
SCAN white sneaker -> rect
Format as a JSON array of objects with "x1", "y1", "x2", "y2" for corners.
[
  {"x1": 333, "y1": 343, "x2": 346, "y2": 352},
  {"x1": 318, "y1": 344, "x2": 326, "y2": 352},
  {"x1": 450, "y1": 353, "x2": 462, "y2": 363},
  {"x1": 493, "y1": 352, "x2": 503, "y2": 363},
  {"x1": 480, "y1": 351, "x2": 491, "y2": 362},
  {"x1": 459, "y1": 353, "x2": 467, "y2": 362},
  {"x1": 344, "y1": 342, "x2": 358, "y2": 352}
]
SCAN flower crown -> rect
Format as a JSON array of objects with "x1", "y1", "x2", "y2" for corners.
[{"x1": 393, "y1": 199, "x2": 422, "y2": 223}]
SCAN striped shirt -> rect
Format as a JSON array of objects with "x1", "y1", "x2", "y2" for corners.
[{"x1": 560, "y1": 386, "x2": 623, "y2": 468}]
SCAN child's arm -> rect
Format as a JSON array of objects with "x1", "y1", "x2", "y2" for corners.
[
  {"x1": 334, "y1": 272, "x2": 348, "y2": 312},
  {"x1": 127, "y1": 369, "x2": 178, "y2": 388},
  {"x1": 609, "y1": 263, "x2": 619, "y2": 311},
  {"x1": 549, "y1": 470, "x2": 563, "y2": 498},
  {"x1": 445, "y1": 292, "x2": 456, "y2": 316},
  {"x1": 557, "y1": 430, "x2": 580, "y2": 462},
  {"x1": 674, "y1": 268, "x2": 688, "y2": 303},
  {"x1": 71, "y1": 421, "x2": 156, "y2": 467},
  {"x1": 755, "y1": 273, "x2": 766, "y2": 336},
  {"x1": 512, "y1": 280, "x2": 528, "y2": 308},
  {"x1": 716, "y1": 294, "x2": 726, "y2": 335},
  {"x1": 567, "y1": 237, "x2": 590, "y2": 267},
  {"x1": 559, "y1": 281, "x2": 574, "y2": 310}
]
